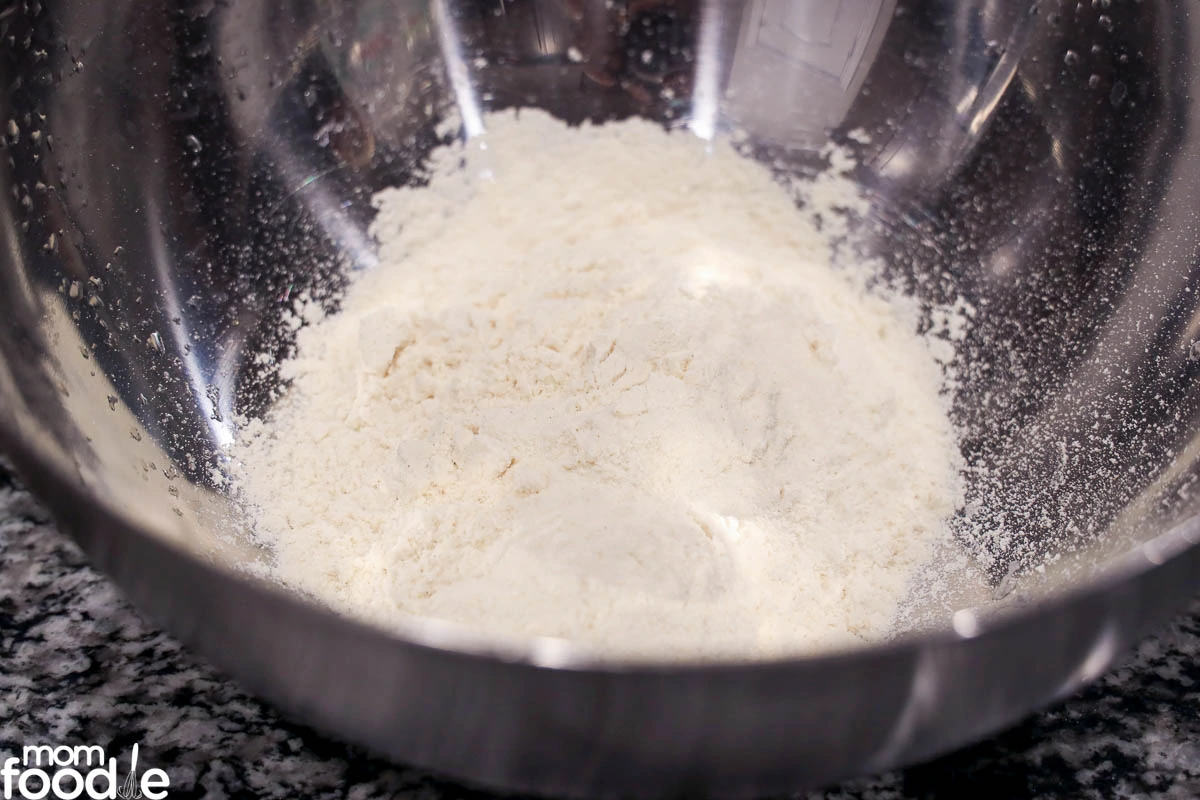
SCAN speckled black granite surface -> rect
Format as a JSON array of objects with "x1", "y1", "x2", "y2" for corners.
[{"x1": 1, "y1": 461, "x2": 1197, "y2": 800}]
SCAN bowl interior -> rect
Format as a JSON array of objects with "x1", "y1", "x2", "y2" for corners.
[{"x1": 2, "y1": 0, "x2": 1198, "y2": 653}]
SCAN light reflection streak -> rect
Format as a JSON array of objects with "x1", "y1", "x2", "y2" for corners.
[
  {"x1": 434, "y1": 0, "x2": 485, "y2": 138},
  {"x1": 690, "y1": 0, "x2": 724, "y2": 141},
  {"x1": 143, "y1": 199, "x2": 235, "y2": 447}
]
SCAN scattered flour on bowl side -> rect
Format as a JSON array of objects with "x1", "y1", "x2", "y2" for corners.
[{"x1": 231, "y1": 109, "x2": 965, "y2": 659}]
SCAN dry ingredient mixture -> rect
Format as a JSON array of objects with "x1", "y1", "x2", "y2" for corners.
[{"x1": 232, "y1": 110, "x2": 964, "y2": 659}]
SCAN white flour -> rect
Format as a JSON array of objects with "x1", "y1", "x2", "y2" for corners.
[{"x1": 232, "y1": 110, "x2": 964, "y2": 659}]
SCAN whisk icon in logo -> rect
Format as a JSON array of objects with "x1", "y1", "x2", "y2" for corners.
[
  {"x1": 117, "y1": 744, "x2": 141, "y2": 800},
  {"x1": 1, "y1": 741, "x2": 170, "y2": 799}
]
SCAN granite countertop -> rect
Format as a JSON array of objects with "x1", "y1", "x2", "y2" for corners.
[{"x1": 1, "y1": 461, "x2": 1197, "y2": 800}]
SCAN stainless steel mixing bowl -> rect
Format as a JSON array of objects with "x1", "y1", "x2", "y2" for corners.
[{"x1": 2, "y1": 0, "x2": 1199, "y2": 796}]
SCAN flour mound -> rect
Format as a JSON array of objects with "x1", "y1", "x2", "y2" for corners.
[{"x1": 232, "y1": 110, "x2": 963, "y2": 659}]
